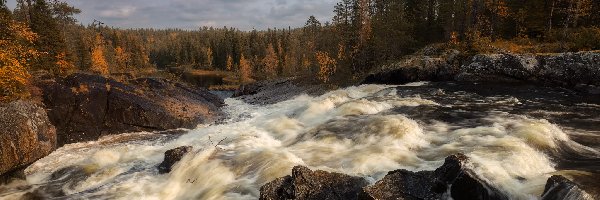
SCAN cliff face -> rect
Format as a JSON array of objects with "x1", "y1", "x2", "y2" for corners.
[{"x1": 364, "y1": 50, "x2": 600, "y2": 94}]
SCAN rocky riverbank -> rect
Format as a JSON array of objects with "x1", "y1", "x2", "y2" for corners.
[
  {"x1": 37, "y1": 73, "x2": 225, "y2": 146},
  {"x1": 0, "y1": 73, "x2": 225, "y2": 180},
  {"x1": 364, "y1": 49, "x2": 600, "y2": 94},
  {"x1": 259, "y1": 155, "x2": 594, "y2": 200}
]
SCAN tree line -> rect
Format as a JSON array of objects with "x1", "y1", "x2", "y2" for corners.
[{"x1": 1, "y1": 0, "x2": 600, "y2": 102}]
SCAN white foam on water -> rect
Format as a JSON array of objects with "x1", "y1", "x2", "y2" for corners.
[{"x1": 11, "y1": 83, "x2": 591, "y2": 200}]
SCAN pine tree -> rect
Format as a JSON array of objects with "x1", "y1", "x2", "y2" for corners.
[{"x1": 29, "y1": 0, "x2": 70, "y2": 74}]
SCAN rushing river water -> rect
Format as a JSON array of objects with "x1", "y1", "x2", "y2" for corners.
[{"x1": 1, "y1": 82, "x2": 599, "y2": 200}]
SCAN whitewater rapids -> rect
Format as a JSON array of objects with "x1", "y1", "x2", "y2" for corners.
[{"x1": 1, "y1": 83, "x2": 599, "y2": 200}]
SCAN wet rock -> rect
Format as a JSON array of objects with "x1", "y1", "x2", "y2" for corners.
[
  {"x1": 541, "y1": 175, "x2": 593, "y2": 200},
  {"x1": 364, "y1": 169, "x2": 437, "y2": 200},
  {"x1": 0, "y1": 101, "x2": 56, "y2": 182},
  {"x1": 38, "y1": 73, "x2": 224, "y2": 146},
  {"x1": 234, "y1": 77, "x2": 335, "y2": 105},
  {"x1": 364, "y1": 154, "x2": 508, "y2": 200},
  {"x1": 157, "y1": 146, "x2": 193, "y2": 174},
  {"x1": 363, "y1": 46, "x2": 462, "y2": 84},
  {"x1": 456, "y1": 52, "x2": 600, "y2": 89},
  {"x1": 259, "y1": 166, "x2": 369, "y2": 200}
]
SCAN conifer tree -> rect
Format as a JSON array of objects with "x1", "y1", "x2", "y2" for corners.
[{"x1": 29, "y1": 0, "x2": 71, "y2": 74}]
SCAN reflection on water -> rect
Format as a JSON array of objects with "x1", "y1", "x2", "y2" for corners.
[{"x1": 0, "y1": 82, "x2": 598, "y2": 200}]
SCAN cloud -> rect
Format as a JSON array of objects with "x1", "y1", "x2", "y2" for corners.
[{"x1": 17, "y1": 0, "x2": 338, "y2": 30}]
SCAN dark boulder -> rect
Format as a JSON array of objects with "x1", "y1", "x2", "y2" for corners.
[
  {"x1": 364, "y1": 46, "x2": 600, "y2": 93},
  {"x1": 157, "y1": 146, "x2": 193, "y2": 174},
  {"x1": 259, "y1": 166, "x2": 369, "y2": 200},
  {"x1": 456, "y1": 52, "x2": 600, "y2": 89},
  {"x1": 234, "y1": 77, "x2": 335, "y2": 105},
  {"x1": 363, "y1": 46, "x2": 462, "y2": 85},
  {"x1": 0, "y1": 101, "x2": 56, "y2": 182},
  {"x1": 364, "y1": 154, "x2": 508, "y2": 200},
  {"x1": 38, "y1": 73, "x2": 224, "y2": 146},
  {"x1": 541, "y1": 175, "x2": 593, "y2": 200}
]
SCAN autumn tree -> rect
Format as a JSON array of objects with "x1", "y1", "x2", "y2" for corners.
[
  {"x1": 239, "y1": 54, "x2": 252, "y2": 83},
  {"x1": 90, "y1": 34, "x2": 109, "y2": 75},
  {"x1": 115, "y1": 46, "x2": 130, "y2": 72},
  {"x1": 226, "y1": 54, "x2": 234, "y2": 71},
  {"x1": 0, "y1": 3, "x2": 38, "y2": 101},
  {"x1": 315, "y1": 51, "x2": 337, "y2": 83},
  {"x1": 262, "y1": 43, "x2": 278, "y2": 78}
]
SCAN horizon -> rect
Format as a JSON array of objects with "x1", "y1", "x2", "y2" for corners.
[{"x1": 6, "y1": 0, "x2": 337, "y2": 31}]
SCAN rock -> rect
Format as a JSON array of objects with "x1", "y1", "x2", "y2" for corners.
[
  {"x1": 364, "y1": 169, "x2": 437, "y2": 200},
  {"x1": 541, "y1": 175, "x2": 593, "y2": 200},
  {"x1": 38, "y1": 73, "x2": 224, "y2": 146},
  {"x1": 157, "y1": 146, "x2": 193, "y2": 174},
  {"x1": 363, "y1": 46, "x2": 462, "y2": 84},
  {"x1": 0, "y1": 101, "x2": 56, "y2": 182},
  {"x1": 364, "y1": 154, "x2": 508, "y2": 200},
  {"x1": 234, "y1": 77, "x2": 335, "y2": 105},
  {"x1": 364, "y1": 46, "x2": 600, "y2": 93},
  {"x1": 259, "y1": 166, "x2": 369, "y2": 200},
  {"x1": 456, "y1": 51, "x2": 600, "y2": 90}
]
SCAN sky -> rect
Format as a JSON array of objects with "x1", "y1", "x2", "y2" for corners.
[{"x1": 6, "y1": 0, "x2": 338, "y2": 30}]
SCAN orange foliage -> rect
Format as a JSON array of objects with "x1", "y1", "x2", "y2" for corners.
[
  {"x1": 239, "y1": 54, "x2": 252, "y2": 83},
  {"x1": 115, "y1": 46, "x2": 130, "y2": 71},
  {"x1": 90, "y1": 34, "x2": 109, "y2": 75},
  {"x1": 56, "y1": 52, "x2": 75, "y2": 75},
  {"x1": 262, "y1": 43, "x2": 278, "y2": 78},
  {"x1": 0, "y1": 20, "x2": 38, "y2": 102},
  {"x1": 226, "y1": 54, "x2": 234, "y2": 71},
  {"x1": 315, "y1": 51, "x2": 337, "y2": 83}
]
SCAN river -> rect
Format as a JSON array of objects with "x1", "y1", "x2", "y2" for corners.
[{"x1": 1, "y1": 82, "x2": 598, "y2": 200}]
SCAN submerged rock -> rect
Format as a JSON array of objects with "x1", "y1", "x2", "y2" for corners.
[
  {"x1": 259, "y1": 166, "x2": 369, "y2": 200},
  {"x1": 157, "y1": 146, "x2": 193, "y2": 174},
  {"x1": 0, "y1": 101, "x2": 56, "y2": 182},
  {"x1": 365, "y1": 154, "x2": 508, "y2": 200},
  {"x1": 541, "y1": 175, "x2": 593, "y2": 200},
  {"x1": 38, "y1": 73, "x2": 224, "y2": 146},
  {"x1": 234, "y1": 77, "x2": 335, "y2": 105}
]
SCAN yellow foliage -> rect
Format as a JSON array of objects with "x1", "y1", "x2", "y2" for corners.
[
  {"x1": 262, "y1": 43, "x2": 278, "y2": 78},
  {"x1": 301, "y1": 54, "x2": 311, "y2": 72},
  {"x1": 226, "y1": 54, "x2": 234, "y2": 71},
  {"x1": 115, "y1": 46, "x2": 130, "y2": 71},
  {"x1": 0, "y1": 20, "x2": 38, "y2": 102},
  {"x1": 315, "y1": 51, "x2": 337, "y2": 83},
  {"x1": 90, "y1": 34, "x2": 109, "y2": 75},
  {"x1": 56, "y1": 52, "x2": 75, "y2": 75},
  {"x1": 239, "y1": 54, "x2": 252, "y2": 83},
  {"x1": 206, "y1": 47, "x2": 213, "y2": 69}
]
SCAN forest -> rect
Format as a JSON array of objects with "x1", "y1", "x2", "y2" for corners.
[{"x1": 1, "y1": 0, "x2": 600, "y2": 102}]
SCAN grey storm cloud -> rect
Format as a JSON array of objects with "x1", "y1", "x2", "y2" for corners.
[{"x1": 8, "y1": 0, "x2": 338, "y2": 30}]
